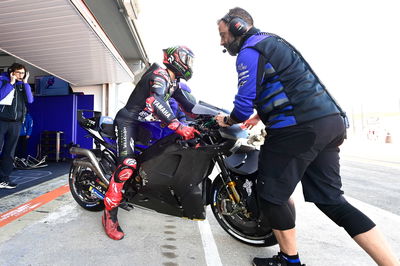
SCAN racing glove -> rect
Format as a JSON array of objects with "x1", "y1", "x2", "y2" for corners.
[{"x1": 168, "y1": 119, "x2": 199, "y2": 140}]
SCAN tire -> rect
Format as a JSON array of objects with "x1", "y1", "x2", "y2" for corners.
[
  {"x1": 69, "y1": 162, "x2": 105, "y2": 212},
  {"x1": 210, "y1": 174, "x2": 295, "y2": 247}
]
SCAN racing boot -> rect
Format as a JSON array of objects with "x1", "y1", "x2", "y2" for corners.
[
  {"x1": 102, "y1": 207, "x2": 124, "y2": 240},
  {"x1": 102, "y1": 158, "x2": 137, "y2": 240},
  {"x1": 253, "y1": 252, "x2": 305, "y2": 266}
]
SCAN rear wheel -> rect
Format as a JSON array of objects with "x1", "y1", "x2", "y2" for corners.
[
  {"x1": 69, "y1": 161, "x2": 106, "y2": 212},
  {"x1": 210, "y1": 174, "x2": 295, "y2": 247}
]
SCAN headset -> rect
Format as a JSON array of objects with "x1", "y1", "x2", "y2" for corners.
[{"x1": 221, "y1": 13, "x2": 249, "y2": 37}]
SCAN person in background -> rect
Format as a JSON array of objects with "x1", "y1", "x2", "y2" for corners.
[
  {"x1": 102, "y1": 46, "x2": 199, "y2": 240},
  {"x1": 0, "y1": 63, "x2": 34, "y2": 189},
  {"x1": 16, "y1": 111, "x2": 33, "y2": 159},
  {"x1": 214, "y1": 7, "x2": 399, "y2": 266}
]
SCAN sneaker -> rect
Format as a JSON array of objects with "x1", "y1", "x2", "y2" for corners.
[
  {"x1": 0, "y1": 177, "x2": 17, "y2": 189},
  {"x1": 253, "y1": 252, "x2": 305, "y2": 266}
]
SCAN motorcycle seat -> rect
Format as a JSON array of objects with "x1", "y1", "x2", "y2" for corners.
[{"x1": 99, "y1": 116, "x2": 115, "y2": 138}]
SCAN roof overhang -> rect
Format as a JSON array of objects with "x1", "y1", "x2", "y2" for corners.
[{"x1": 0, "y1": 0, "x2": 149, "y2": 86}]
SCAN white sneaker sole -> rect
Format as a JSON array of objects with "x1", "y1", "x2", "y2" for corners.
[{"x1": 0, "y1": 183, "x2": 17, "y2": 189}]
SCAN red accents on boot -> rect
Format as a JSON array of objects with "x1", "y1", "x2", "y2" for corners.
[
  {"x1": 102, "y1": 159, "x2": 137, "y2": 240},
  {"x1": 102, "y1": 208, "x2": 124, "y2": 240},
  {"x1": 104, "y1": 160, "x2": 136, "y2": 211},
  {"x1": 104, "y1": 181, "x2": 125, "y2": 210}
]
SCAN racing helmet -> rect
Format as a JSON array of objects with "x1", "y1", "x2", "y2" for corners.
[{"x1": 163, "y1": 46, "x2": 194, "y2": 81}]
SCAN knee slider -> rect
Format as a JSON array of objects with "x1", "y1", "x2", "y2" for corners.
[
  {"x1": 316, "y1": 201, "x2": 375, "y2": 237},
  {"x1": 259, "y1": 198, "x2": 295, "y2": 230},
  {"x1": 114, "y1": 158, "x2": 137, "y2": 182}
]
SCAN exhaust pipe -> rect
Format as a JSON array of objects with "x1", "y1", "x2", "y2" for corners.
[{"x1": 70, "y1": 147, "x2": 109, "y2": 186}]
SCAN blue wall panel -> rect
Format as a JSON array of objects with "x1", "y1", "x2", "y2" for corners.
[{"x1": 27, "y1": 94, "x2": 94, "y2": 158}]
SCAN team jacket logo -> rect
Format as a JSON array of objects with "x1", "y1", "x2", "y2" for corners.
[{"x1": 237, "y1": 63, "x2": 247, "y2": 71}]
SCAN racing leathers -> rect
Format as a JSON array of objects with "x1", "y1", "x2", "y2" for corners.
[{"x1": 102, "y1": 63, "x2": 198, "y2": 240}]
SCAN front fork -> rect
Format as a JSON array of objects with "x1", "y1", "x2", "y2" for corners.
[
  {"x1": 214, "y1": 155, "x2": 241, "y2": 204},
  {"x1": 214, "y1": 155, "x2": 253, "y2": 218}
]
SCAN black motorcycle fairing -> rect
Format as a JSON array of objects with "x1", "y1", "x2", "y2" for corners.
[
  {"x1": 131, "y1": 136, "x2": 218, "y2": 219},
  {"x1": 224, "y1": 150, "x2": 260, "y2": 175},
  {"x1": 136, "y1": 133, "x2": 181, "y2": 163}
]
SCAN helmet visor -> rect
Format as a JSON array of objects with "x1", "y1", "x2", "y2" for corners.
[{"x1": 178, "y1": 50, "x2": 194, "y2": 70}]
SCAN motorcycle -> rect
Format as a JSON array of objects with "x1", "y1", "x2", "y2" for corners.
[{"x1": 69, "y1": 101, "x2": 295, "y2": 247}]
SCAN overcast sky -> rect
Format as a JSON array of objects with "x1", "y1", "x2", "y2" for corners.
[{"x1": 135, "y1": 0, "x2": 400, "y2": 114}]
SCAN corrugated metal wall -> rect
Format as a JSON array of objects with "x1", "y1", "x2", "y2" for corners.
[{"x1": 0, "y1": 0, "x2": 134, "y2": 85}]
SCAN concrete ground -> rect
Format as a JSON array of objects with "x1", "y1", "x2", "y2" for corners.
[{"x1": 0, "y1": 139, "x2": 399, "y2": 265}]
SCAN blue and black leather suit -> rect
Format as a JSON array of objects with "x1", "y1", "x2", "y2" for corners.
[{"x1": 114, "y1": 63, "x2": 196, "y2": 162}]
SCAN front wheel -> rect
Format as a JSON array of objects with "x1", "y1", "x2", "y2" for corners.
[
  {"x1": 210, "y1": 174, "x2": 295, "y2": 247},
  {"x1": 69, "y1": 161, "x2": 106, "y2": 212}
]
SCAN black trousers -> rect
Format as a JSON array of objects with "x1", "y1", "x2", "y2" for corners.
[
  {"x1": 15, "y1": 135, "x2": 29, "y2": 158},
  {"x1": 257, "y1": 114, "x2": 346, "y2": 205},
  {"x1": 0, "y1": 120, "x2": 22, "y2": 178}
]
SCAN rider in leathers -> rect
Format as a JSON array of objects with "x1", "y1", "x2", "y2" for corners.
[{"x1": 102, "y1": 46, "x2": 199, "y2": 240}]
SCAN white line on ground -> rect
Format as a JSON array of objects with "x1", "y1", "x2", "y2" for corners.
[{"x1": 198, "y1": 218, "x2": 223, "y2": 266}]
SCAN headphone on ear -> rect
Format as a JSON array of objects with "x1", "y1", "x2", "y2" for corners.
[{"x1": 221, "y1": 14, "x2": 249, "y2": 37}]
